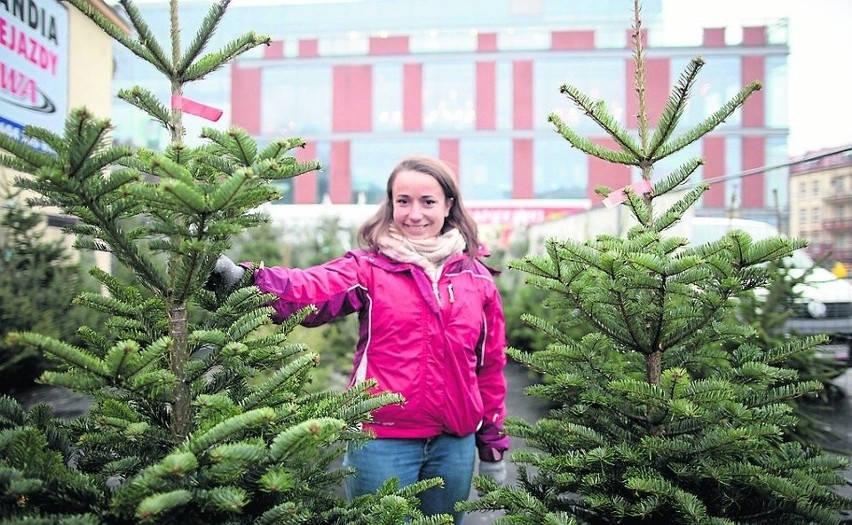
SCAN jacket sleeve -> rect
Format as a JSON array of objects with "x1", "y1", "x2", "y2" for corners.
[
  {"x1": 251, "y1": 252, "x2": 367, "y2": 326},
  {"x1": 475, "y1": 274, "x2": 510, "y2": 462}
]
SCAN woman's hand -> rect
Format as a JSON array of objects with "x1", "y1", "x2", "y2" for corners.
[
  {"x1": 204, "y1": 254, "x2": 246, "y2": 293},
  {"x1": 478, "y1": 459, "x2": 507, "y2": 485}
]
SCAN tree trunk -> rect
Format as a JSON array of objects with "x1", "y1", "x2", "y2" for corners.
[
  {"x1": 646, "y1": 349, "x2": 663, "y2": 436},
  {"x1": 169, "y1": 302, "x2": 191, "y2": 441}
]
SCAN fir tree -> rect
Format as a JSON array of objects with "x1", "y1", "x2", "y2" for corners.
[
  {"x1": 737, "y1": 260, "x2": 848, "y2": 446},
  {"x1": 0, "y1": 186, "x2": 104, "y2": 391},
  {"x1": 463, "y1": 2, "x2": 852, "y2": 523},
  {"x1": 0, "y1": 1, "x2": 450, "y2": 523}
]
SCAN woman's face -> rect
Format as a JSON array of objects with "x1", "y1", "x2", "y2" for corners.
[{"x1": 391, "y1": 169, "x2": 453, "y2": 239}]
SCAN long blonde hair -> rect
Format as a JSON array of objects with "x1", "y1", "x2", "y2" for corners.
[{"x1": 358, "y1": 156, "x2": 481, "y2": 260}]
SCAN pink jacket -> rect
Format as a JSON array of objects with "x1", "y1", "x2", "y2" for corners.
[{"x1": 252, "y1": 248, "x2": 509, "y2": 461}]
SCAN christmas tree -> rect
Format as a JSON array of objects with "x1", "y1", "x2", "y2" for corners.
[
  {"x1": 0, "y1": 1, "x2": 450, "y2": 523},
  {"x1": 0, "y1": 186, "x2": 106, "y2": 391},
  {"x1": 464, "y1": 1, "x2": 852, "y2": 523}
]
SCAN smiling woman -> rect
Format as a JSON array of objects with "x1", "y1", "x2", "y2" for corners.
[
  {"x1": 208, "y1": 155, "x2": 511, "y2": 524},
  {"x1": 390, "y1": 169, "x2": 453, "y2": 239}
]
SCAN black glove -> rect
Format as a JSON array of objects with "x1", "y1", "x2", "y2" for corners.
[{"x1": 204, "y1": 254, "x2": 246, "y2": 293}]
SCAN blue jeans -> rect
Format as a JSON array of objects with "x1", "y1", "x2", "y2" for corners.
[{"x1": 343, "y1": 434, "x2": 475, "y2": 524}]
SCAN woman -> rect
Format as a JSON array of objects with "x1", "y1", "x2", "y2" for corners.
[{"x1": 211, "y1": 156, "x2": 509, "y2": 523}]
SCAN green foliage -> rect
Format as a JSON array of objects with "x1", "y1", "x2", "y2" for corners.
[
  {"x1": 463, "y1": 1, "x2": 852, "y2": 523},
  {"x1": 0, "y1": 1, "x2": 446, "y2": 523},
  {"x1": 232, "y1": 216, "x2": 358, "y2": 392},
  {"x1": 736, "y1": 260, "x2": 848, "y2": 446},
  {"x1": 0, "y1": 187, "x2": 106, "y2": 391}
]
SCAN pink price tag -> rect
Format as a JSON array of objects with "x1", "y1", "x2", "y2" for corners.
[
  {"x1": 171, "y1": 94, "x2": 223, "y2": 122},
  {"x1": 602, "y1": 179, "x2": 653, "y2": 208}
]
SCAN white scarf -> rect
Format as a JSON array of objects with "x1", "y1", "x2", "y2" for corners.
[{"x1": 377, "y1": 227, "x2": 467, "y2": 281}]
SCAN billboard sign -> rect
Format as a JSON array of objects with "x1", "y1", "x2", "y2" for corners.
[{"x1": 0, "y1": 0, "x2": 68, "y2": 149}]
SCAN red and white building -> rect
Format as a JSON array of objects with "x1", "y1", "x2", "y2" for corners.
[{"x1": 111, "y1": 0, "x2": 790, "y2": 228}]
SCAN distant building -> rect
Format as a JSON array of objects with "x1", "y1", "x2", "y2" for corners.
[
  {"x1": 0, "y1": 0, "x2": 128, "y2": 271},
  {"x1": 1, "y1": 0, "x2": 128, "y2": 175},
  {"x1": 789, "y1": 146, "x2": 852, "y2": 265},
  {"x1": 110, "y1": 0, "x2": 790, "y2": 227}
]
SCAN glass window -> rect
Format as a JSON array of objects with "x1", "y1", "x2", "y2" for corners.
[
  {"x1": 724, "y1": 136, "x2": 743, "y2": 209},
  {"x1": 496, "y1": 61, "x2": 513, "y2": 131},
  {"x1": 650, "y1": 24, "x2": 701, "y2": 47},
  {"x1": 459, "y1": 139, "x2": 512, "y2": 200},
  {"x1": 373, "y1": 64, "x2": 403, "y2": 132},
  {"x1": 596, "y1": 25, "x2": 628, "y2": 49},
  {"x1": 351, "y1": 139, "x2": 438, "y2": 204},
  {"x1": 319, "y1": 33, "x2": 369, "y2": 56},
  {"x1": 653, "y1": 140, "x2": 702, "y2": 185},
  {"x1": 765, "y1": 56, "x2": 788, "y2": 129},
  {"x1": 534, "y1": 137, "x2": 588, "y2": 199},
  {"x1": 798, "y1": 208, "x2": 806, "y2": 225},
  {"x1": 536, "y1": 57, "x2": 626, "y2": 132},
  {"x1": 497, "y1": 28, "x2": 550, "y2": 51},
  {"x1": 798, "y1": 181, "x2": 806, "y2": 196},
  {"x1": 812, "y1": 207, "x2": 819, "y2": 222},
  {"x1": 422, "y1": 62, "x2": 475, "y2": 131},
  {"x1": 261, "y1": 65, "x2": 332, "y2": 135},
  {"x1": 670, "y1": 56, "x2": 741, "y2": 129},
  {"x1": 410, "y1": 29, "x2": 476, "y2": 53},
  {"x1": 765, "y1": 136, "x2": 788, "y2": 209},
  {"x1": 812, "y1": 179, "x2": 819, "y2": 196}
]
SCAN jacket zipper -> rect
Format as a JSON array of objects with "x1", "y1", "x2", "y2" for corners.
[
  {"x1": 432, "y1": 280, "x2": 442, "y2": 306},
  {"x1": 432, "y1": 281, "x2": 455, "y2": 306}
]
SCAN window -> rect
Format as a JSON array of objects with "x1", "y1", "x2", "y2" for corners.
[
  {"x1": 410, "y1": 29, "x2": 476, "y2": 53},
  {"x1": 422, "y1": 62, "x2": 475, "y2": 131},
  {"x1": 495, "y1": 61, "x2": 513, "y2": 131},
  {"x1": 765, "y1": 56, "x2": 788, "y2": 129},
  {"x1": 798, "y1": 181, "x2": 806, "y2": 197},
  {"x1": 350, "y1": 139, "x2": 438, "y2": 204},
  {"x1": 670, "y1": 56, "x2": 741, "y2": 129},
  {"x1": 812, "y1": 179, "x2": 820, "y2": 196},
  {"x1": 459, "y1": 138, "x2": 512, "y2": 200},
  {"x1": 261, "y1": 65, "x2": 332, "y2": 135},
  {"x1": 534, "y1": 137, "x2": 588, "y2": 199},
  {"x1": 497, "y1": 27, "x2": 549, "y2": 51},
  {"x1": 765, "y1": 136, "x2": 788, "y2": 207},
  {"x1": 536, "y1": 57, "x2": 625, "y2": 133},
  {"x1": 724, "y1": 136, "x2": 743, "y2": 209},
  {"x1": 373, "y1": 64, "x2": 403, "y2": 132}
]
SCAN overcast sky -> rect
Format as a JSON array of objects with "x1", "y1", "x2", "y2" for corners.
[{"x1": 662, "y1": 0, "x2": 852, "y2": 156}]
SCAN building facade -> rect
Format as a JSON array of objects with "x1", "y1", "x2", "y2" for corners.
[
  {"x1": 1, "y1": 0, "x2": 127, "y2": 176},
  {"x1": 1, "y1": 0, "x2": 128, "y2": 270},
  {"x1": 110, "y1": 0, "x2": 790, "y2": 222},
  {"x1": 789, "y1": 146, "x2": 852, "y2": 265}
]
